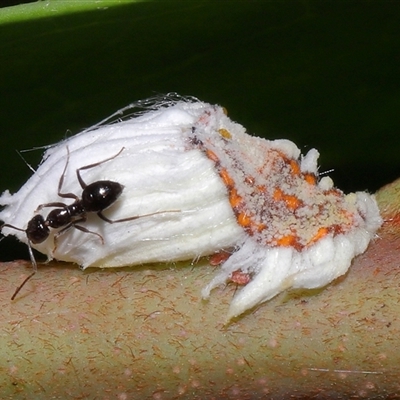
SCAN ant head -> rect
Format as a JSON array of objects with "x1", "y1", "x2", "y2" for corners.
[
  {"x1": 81, "y1": 180, "x2": 124, "y2": 213},
  {"x1": 26, "y1": 215, "x2": 50, "y2": 244},
  {"x1": 2, "y1": 215, "x2": 49, "y2": 245}
]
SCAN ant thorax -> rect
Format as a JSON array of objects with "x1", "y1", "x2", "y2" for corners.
[{"x1": 0, "y1": 96, "x2": 382, "y2": 319}]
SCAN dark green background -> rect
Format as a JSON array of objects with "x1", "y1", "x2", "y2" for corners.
[{"x1": 1, "y1": 1, "x2": 399, "y2": 260}]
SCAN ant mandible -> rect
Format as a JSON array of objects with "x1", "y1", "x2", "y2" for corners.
[{"x1": 2, "y1": 146, "x2": 165, "y2": 300}]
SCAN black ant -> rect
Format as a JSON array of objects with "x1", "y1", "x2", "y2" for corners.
[{"x1": 1, "y1": 146, "x2": 171, "y2": 300}]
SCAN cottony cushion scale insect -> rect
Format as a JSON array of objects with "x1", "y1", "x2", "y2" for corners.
[{"x1": 0, "y1": 96, "x2": 382, "y2": 320}]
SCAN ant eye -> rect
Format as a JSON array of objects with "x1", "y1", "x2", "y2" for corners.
[{"x1": 82, "y1": 181, "x2": 123, "y2": 212}]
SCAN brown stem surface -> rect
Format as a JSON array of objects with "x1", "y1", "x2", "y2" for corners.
[{"x1": 1, "y1": 179, "x2": 400, "y2": 399}]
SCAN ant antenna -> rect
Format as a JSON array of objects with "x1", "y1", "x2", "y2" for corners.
[
  {"x1": 11, "y1": 274, "x2": 36, "y2": 300},
  {"x1": 1, "y1": 224, "x2": 38, "y2": 300},
  {"x1": 11, "y1": 243, "x2": 37, "y2": 300}
]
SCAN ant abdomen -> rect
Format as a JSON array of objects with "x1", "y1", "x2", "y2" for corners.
[{"x1": 82, "y1": 180, "x2": 124, "y2": 213}]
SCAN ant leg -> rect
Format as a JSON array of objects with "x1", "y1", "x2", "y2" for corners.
[
  {"x1": 57, "y1": 146, "x2": 80, "y2": 201},
  {"x1": 97, "y1": 210, "x2": 180, "y2": 224},
  {"x1": 97, "y1": 211, "x2": 139, "y2": 224},
  {"x1": 35, "y1": 201, "x2": 68, "y2": 213},
  {"x1": 52, "y1": 220, "x2": 104, "y2": 254},
  {"x1": 76, "y1": 147, "x2": 125, "y2": 189},
  {"x1": 52, "y1": 222, "x2": 73, "y2": 254},
  {"x1": 73, "y1": 225, "x2": 104, "y2": 245}
]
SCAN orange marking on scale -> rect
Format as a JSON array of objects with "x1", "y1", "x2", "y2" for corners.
[
  {"x1": 257, "y1": 223, "x2": 266, "y2": 232},
  {"x1": 307, "y1": 227, "x2": 329, "y2": 246},
  {"x1": 229, "y1": 188, "x2": 242, "y2": 208},
  {"x1": 304, "y1": 173, "x2": 317, "y2": 185},
  {"x1": 273, "y1": 188, "x2": 283, "y2": 201},
  {"x1": 237, "y1": 212, "x2": 251, "y2": 227},
  {"x1": 273, "y1": 188, "x2": 301, "y2": 210},
  {"x1": 276, "y1": 235, "x2": 297, "y2": 247},
  {"x1": 290, "y1": 160, "x2": 300, "y2": 175},
  {"x1": 205, "y1": 149, "x2": 219, "y2": 163},
  {"x1": 284, "y1": 195, "x2": 300, "y2": 210},
  {"x1": 219, "y1": 168, "x2": 235, "y2": 187}
]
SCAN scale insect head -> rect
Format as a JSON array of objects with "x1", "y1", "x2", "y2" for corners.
[{"x1": 1, "y1": 145, "x2": 172, "y2": 300}]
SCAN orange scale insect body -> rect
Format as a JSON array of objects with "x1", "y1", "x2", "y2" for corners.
[
  {"x1": 180, "y1": 102, "x2": 381, "y2": 320},
  {"x1": 190, "y1": 111, "x2": 374, "y2": 254}
]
